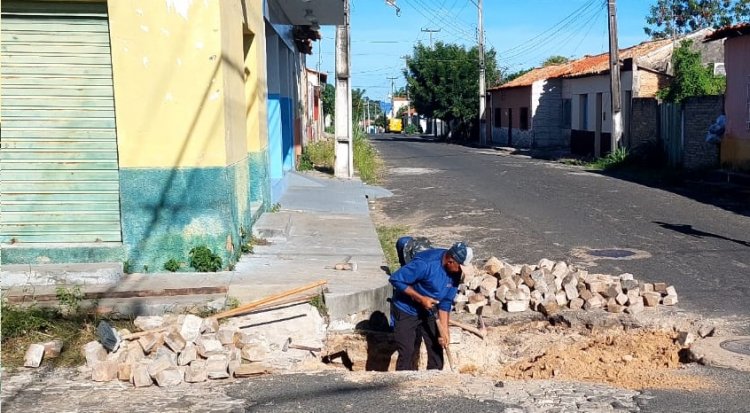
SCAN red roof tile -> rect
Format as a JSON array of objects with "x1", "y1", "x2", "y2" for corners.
[{"x1": 705, "y1": 22, "x2": 750, "y2": 40}]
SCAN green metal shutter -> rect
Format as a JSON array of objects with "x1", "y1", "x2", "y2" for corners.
[{"x1": 1, "y1": 2, "x2": 122, "y2": 243}]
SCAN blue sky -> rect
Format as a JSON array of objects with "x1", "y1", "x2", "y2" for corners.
[{"x1": 314, "y1": 0, "x2": 656, "y2": 102}]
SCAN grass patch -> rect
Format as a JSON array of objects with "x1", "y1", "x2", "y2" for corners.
[
  {"x1": 353, "y1": 128, "x2": 382, "y2": 185},
  {"x1": 587, "y1": 147, "x2": 630, "y2": 170},
  {"x1": 1, "y1": 301, "x2": 135, "y2": 370},
  {"x1": 302, "y1": 139, "x2": 334, "y2": 174},
  {"x1": 376, "y1": 224, "x2": 409, "y2": 274}
]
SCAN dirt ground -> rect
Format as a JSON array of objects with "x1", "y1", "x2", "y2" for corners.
[{"x1": 325, "y1": 319, "x2": 715, "y2": 391}]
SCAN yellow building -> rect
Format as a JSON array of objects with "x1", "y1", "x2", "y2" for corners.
[{"x1": 2, "y1": 0, "x2": 271, "y2": 271}]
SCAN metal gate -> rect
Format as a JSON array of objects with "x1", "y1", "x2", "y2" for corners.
[
  {"x1": 659, "y1": 102, "x2": 683, "y2": 167},
  {"x1": 1, "y1": 2, "x2": 122, "y2": 243}
]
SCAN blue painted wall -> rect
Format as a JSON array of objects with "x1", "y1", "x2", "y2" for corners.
[
  {"x1": 267, "y1": 94, "x2": 283, "y2": 181},
  {"x1": 280, "y1": 96, "x2": 294, "y2": 172}
]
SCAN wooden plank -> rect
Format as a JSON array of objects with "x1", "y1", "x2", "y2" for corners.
[
  {"x1": 2, "y1": 212, "x2": 122, "y2": 224},
  {"x1": 0, "y1": 150, "x2": 118, "y2": 161},
  {"x1": 2, "y1": 181, "x2": 120, "y2": 192},
  {"x1": 1, "y1": 192, "x2": 121, "y2": 202},
  {"x1": 2, "y1": 65, "x2": 114, "y2": 76},
  {"x1": 3, "y1": 86, "x2": 116, "y2": 97},
  {"x1": 0, "y1": 233, "x2": 121, "y2": 243},
  {"x1": 3, "y1": 118, "x2": 116, "y2": 128},
  {"x1": 1, "y1": 21, "x2": 110, "y2": 32},
  {"x1": 0, "y1": 162, "x2": 119, "y2": 170},
  {"x1": 2, "y1": 202, "x2": 121, "y2": 213},
  {"x1": 1, "y1": 128, "x2": 115, "y2": 138},
  {"x1": 1, "y1": 169, "x2": 119, "y2": 181},
  {"x1": 3, "y1": 110, "x2": 115, "y2": 119},
  {"x1": 1, "y1": 141, "x2": 117, "y2": 152},
  {"x1": 2, "y1": 31, "x2": 111, "y2": 44},
  {"x1": 2, "y1": 77, "x2": 113, "y2": 86}
]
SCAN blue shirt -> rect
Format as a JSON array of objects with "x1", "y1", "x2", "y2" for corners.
[{"x1": 389, "y1": 248, "x2": 458, "y2": 316}]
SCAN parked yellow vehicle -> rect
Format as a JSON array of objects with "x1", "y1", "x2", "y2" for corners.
[{"x1": 387, "y1": 118, "x2": 403, "y2": 133}]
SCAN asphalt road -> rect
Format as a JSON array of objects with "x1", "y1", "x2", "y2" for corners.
[{"x1": 370, "y1": 134, "x2": 750, "y2": 323}]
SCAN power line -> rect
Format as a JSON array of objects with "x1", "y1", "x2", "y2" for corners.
[{"x1": 399, "y1": 0, "x2": 475, "y2": 43}]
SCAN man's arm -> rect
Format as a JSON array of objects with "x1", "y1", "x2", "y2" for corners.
[
  {"x1": 389, "y1": 260, "x2": 437, "y2": 310},
  {"x1": 437, "y1": 309, "x2": 450, "y2": 347}
]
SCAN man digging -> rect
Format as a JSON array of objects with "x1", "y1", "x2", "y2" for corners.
[{"x1": 389, "y1": 238, "x2": 473, "y2": 371}]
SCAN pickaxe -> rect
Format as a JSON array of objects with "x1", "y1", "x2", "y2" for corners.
[{"x1": 282, "y1": 337, "x2": 322, "y2": 353}]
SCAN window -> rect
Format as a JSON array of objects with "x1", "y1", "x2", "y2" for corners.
[
  {"x1": 562, "y1": 99, "x2": 571, "y2": 128},
  {"x1": 494, "y1": 108, "x2": 502, "y2": 128},
  {"x1": 579, "y1": 94, "x2": 588, "y2": 130},
  {"x1": 520, "y1": 107, "x2": 529, "y2": 130}
]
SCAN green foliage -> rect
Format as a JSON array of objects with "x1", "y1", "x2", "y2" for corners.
[
  {"x1": 322, "y1": 83, "x2": 335, "y2": 119},
  {"x1": 376, "y1": 224, "x2": 409, "y2": 273},
  {"x1": 374, "y1": 114, "x2": 387, "y2": 129},
  {"x1": 1, "y1": 300, "x2": 56, "y2": 340},
  {"x1": 164, "y1": 258, "x2": 181, "y2": 272},
  {"x1": 298, "y1": 151, "x2": 314, "y2": 171},
  {"x1": 302, "y1": 139, "x2": 334, "y2": 173},
  {"x1": 56, "y1": 285, "x2": 84, "y2": 315},
  {"x1": 225, "y1": 296, "x2": 241, "y2": 310},
  {"x1": 657, "y1": 40, "x2": 726, "y2": 103},
  {"x1": 123, "y1": 260, "x2": 132, "y2": 274},
  {"x1": 404, "y1": 124, "x2": 419, "y2": 135},
  {"x1": 589, "y1": 147, "x2": 631, "y2": 170},
  {"x1": 405, "y1": 42, "x2": 501, "y2": 140},
  {"x1": 270, "y1": 203, "x2": 282, "y2": 213},
  {"x1": 542, "y1": 55, "x2": 570, "y2": 66},
  {"x1": 644, "y1": 0, "x2": 750, "y2": 39},
  {"x1": 188, "y1": 246, "x2": 223, "y2": 272},
  {"x1": 309, "y1": 294, "x2": 328, "y2": 318},
  {"x1": 353, "y1": 126, "x2": 381, "y2": 184}
]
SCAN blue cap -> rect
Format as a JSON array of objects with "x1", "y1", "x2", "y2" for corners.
[{"x1": 448, "y1": 242, "x2": 473, "y2": 266}]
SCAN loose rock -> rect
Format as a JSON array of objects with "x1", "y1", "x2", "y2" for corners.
[{"x1": 24, "y1": 344, "x2": 45, "y2": 368}]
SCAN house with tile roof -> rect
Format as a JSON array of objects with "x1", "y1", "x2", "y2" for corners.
[
  {"x1": 705, "y1": 23, "x2": 750, "y2": 169},
  {"x1": 487, "y1": 29, "x2": 723, "y2": 155}
]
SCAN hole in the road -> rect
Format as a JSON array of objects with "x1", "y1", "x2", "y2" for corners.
[
  {"x1": 588, "y1": 249, "x2": 636, "y2": 259},
  {"x1": 720, "y1": 338, "x2": 750, "y2": 356}
]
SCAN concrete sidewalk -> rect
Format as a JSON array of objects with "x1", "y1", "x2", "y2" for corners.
[{"x1": 2, "y1": 172, "x2": 393, "y2": 323}]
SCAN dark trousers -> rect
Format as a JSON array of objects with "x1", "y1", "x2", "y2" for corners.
[{"x1": 392, "y1": 306, "x2": 444, "y2": 371}]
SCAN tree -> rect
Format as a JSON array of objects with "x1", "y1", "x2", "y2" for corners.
[
  {"x1": 542, "y1": 55, "x2": 570, "y2": 66},
  {"x1": 404, "y1": 41, "x2": 500, "y2": 140},
  {"x1": 322, "y1": 83, "x2": 335, "y2": 120},
  {"x1": 644, "y1": 0, "x2": 750, "y2": 39},
  {"x1": 657, "y1": 40, "x2": 725, "y2": 103}
]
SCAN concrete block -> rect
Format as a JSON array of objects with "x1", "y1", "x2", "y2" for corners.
[
  {"x1": 155, "y1": 368, "x2": 183, "y2": 387},
  {"x1": 228, "y1": 348, "x2": 242, "y2": 377},
  {"x1": 619, "y1": 273, "x2": 634, "y2": 281},
  {"x1": 196, "y1": 336, "x2": 224, "y2": 358},
  {"x1": 538, "y1": 301, "x2": 559, "y2": 316},
  {"x1": 42, "y1": 340, "x2": 64, "y2": 359},
  {"x1": 201, "y1": 317, "x2": 219, "y2": 334},
  {"x1": 551, "y1": 261, "x2": 569, "y2": 278},
  {"x1": 185, "y1": 360, "x2": 208, "y2": 383},
  {"x1": 178, "y1": 343, "x2": 198, "y2": 366},
  {"x1": 467, "y1": 276, "x2": 483, "y2": 291},
  {"x1": 217, "y1": 327, "x2": 237, "y2": 346},
  {"x1": 484, "y1": 300, "x2": 504, "y2": 316},
  {"x1": 92, "y1": 360, "x2": 119, "y2": 382},
  {"x1": 538, "y1": 258, "x2": 555, "y2": 271},
  {"x1": 677, "y1": 331, "x2": 695, "y2": 347},
  {"x1": 241, "y1": 343, "x2": 269, "y2": 362},
  {"x1": 662, "y1": 295, "x2": 678, "y2": 306},
  {"x1": 666, "y1": 286, "x2": 677, "y2": 297},
  {"x1": 466, "y1": 301, "x2": 486, "y2": 315},
  {"x1": 641, "y1": 283, "x2": 654, "y2": 293},
  {"x1": 126, "y1": 344, "x2": 145, "y2": 363},
  {"x1": 495, "y1": 285, "x2": 509, "y2": 303},
  {"x1": 138, "y1": 333, "x2": 162, "y2": 354},
  {"x1": 156, "y1": 346, "x2": 178, "y2": 366},
  {"x1": 134, "y1": 316, "x2": 165, "y2": 331},
  {"x1": 506, "y1": 300, "x2": 529, "y2": 313},
  {"x1": 698, "y1": 324, "x2": 715, "y2": 338},
  {"x1": 615, "y1": 293, "x2": 629, "y2": 306},
  {"x1": 579, "y1": 289, "x2": 593, "y2": 301},
  {"x1": 621, "y1": 279, "x2": 639, "y2": 291},
  {"x1": 607, "y1": 302, "x2": 625, "y2": 314},
  {"x1": 583, "y1": 295, "x2": 604, "y2": 310},
  {"x1": 164, "y1": 329, "x2": 187, "y2": 353},
  {"x1": 206, "y1": 355, "x2": 230, "y2": 379},
  {"x1": 586, "y1": 280, "x2": 606, "y2": 294},
  {"x1": 569, "y1": 297, "x2": 584, "y2": 310},
  {"x1": 603, "y1": 284, "x2": 622, "y2": 299},
  {"x1": 24, "y1": 344, "x2": 45, "y2": 368},
  {"x1": 626, "y1": 289, "x2": 641, "y2": 305},
  {"x1": 625, "y1": 300, "x2": 644, "y2": 315},
  {"x1": 653, "y1": 283, "x2": 668, "y2": 294},
  {"x1": 147, "y1": 354, "x2": 174, "y2": 378},
  {"x1": 83, "y1": 341, "x2": 107, "y2": 367},
  {"x1": 483, "y1": 257, "x2": 504, "y2": 275},
  {"x1": 132, "y1": 365, "x2": 153, "y2": 388},
  {"x1": 642, "y1": 292, "x2": 661, "y2": 307},
  {"x1": 234, "y1": 363, "x2": 270, "y2": 377},
  {"x1": 180, "y1": 314, "x2": 204, "y2": 343},
  {"x1": 555, "y1": 291, "x2": 568, "y2": 306},
  {"x1": 468, "y1": 293, "x2": 487, "y2": 304},
  {"x1": 520, "y1": 266, "x2": 535, "y2": 288},
  {"x1": 118, "y1": 362, "x2": 133, "y2": 382}
]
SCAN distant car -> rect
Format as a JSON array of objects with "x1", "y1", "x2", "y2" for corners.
[{"x1": 386, "y1": 118, "x2": 403, "y2": 133}]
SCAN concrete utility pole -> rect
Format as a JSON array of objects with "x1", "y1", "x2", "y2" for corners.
[
  {"x1": 403, "y1": 55, "x2": 411, "y2": 127},
  {"x1": 387, "y1": 76, "x2": 398, "y2": 118},
  {"x1": 478, "y1": 0, "x2": 487, "y2": 145},
  {"x1": 607, "y1": 0, "x2": 623, "y2": 153},
  {"x1": 421, "y1": 27, "x2": 441, "y2": 48},
  {"x1": 335, "y1": 0, "x2": 353, "y2": 178}
]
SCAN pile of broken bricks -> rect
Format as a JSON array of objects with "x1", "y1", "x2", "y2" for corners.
[
  {"x1": 455, "y1": 257, "x2": 679, "y2": 317},
  {"x1": 77, "y1": 314, "x2": 277, "y2": 387}
]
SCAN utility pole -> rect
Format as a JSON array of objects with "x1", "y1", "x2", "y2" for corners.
[
  {"x1": 402, "y1": 55, "x2": 411, "y2": 127},
  {"x1": 607, "y1": 0, "x2": 622, "y2": 153},
  {"x1": 420, "y1": 28, "x2": 441, "y2": 48},
  {"x1": 316, "y1": 36, "x2": 322, "y2": 142},
  {"x1": 334, "y1": 0, "x2": 352, "y2": 178},
  {"x1": 387, "y1": 76, "x2": 398, "y2": 118},
  {"x1": 478, "y1": 0, "x2": 487, "y2": 145}
]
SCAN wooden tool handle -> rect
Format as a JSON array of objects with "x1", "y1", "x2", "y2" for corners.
[
  {"x1": 434, "y1": 318, "x2": 457, "y2": 373},
  {"x1": 449, "y1": 319, "x2": 486, "y2": 339},
  {"x1": 214, "y1": 280, "x2": 327, "y2": 319}
]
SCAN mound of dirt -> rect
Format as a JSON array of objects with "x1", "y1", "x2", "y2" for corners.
[{"x1": 501, "y1": 329, "x2": 711, "y2": 390}]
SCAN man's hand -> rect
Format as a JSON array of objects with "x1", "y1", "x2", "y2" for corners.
[
  {"x1": 437, "y1": 336, "x2": 448, "y2": 348},
  {"x1": 403, "y1": 286, "x2": 438, "y2": 311}
]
